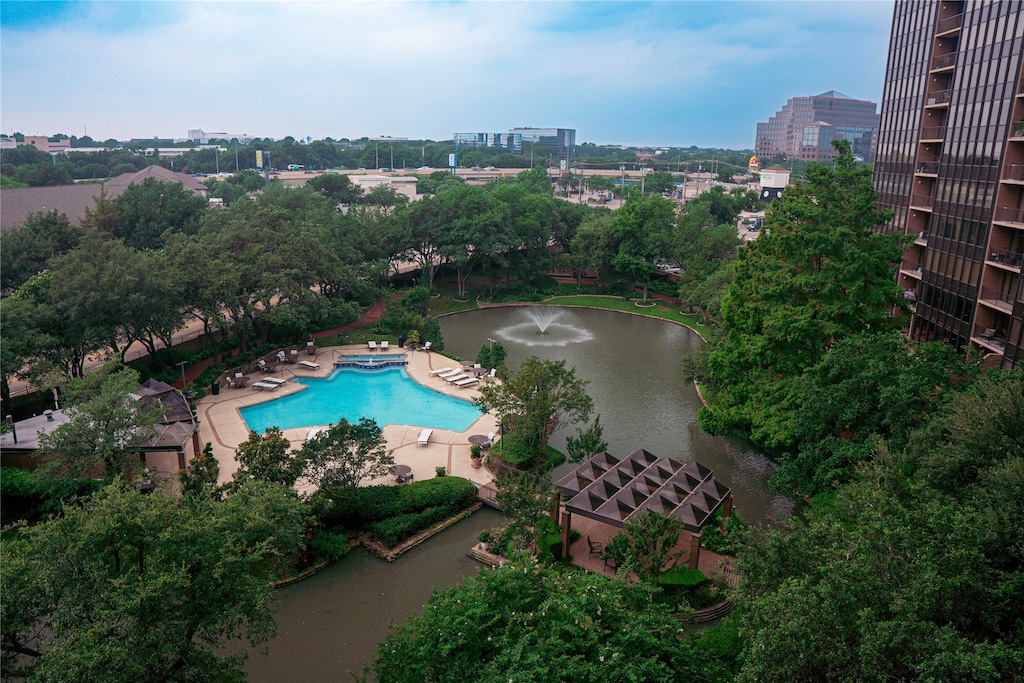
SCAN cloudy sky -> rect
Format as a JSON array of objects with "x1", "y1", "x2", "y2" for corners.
[{"x1": 1, "y1": 0, "x2": 894, "y2": 148}]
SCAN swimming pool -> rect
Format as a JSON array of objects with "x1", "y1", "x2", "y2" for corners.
[
  {"x1": 239, "y1": 366, "x2": 482, "y2": 434},
  {"x1": 342, "y1": 354, "x2": 406, "y2": 362}
]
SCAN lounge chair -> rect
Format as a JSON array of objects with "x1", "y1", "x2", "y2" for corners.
[
  {"x1": 381, "y1": 341, "x2": 389, "y2": 351},
  {"x1": 368, "y1": 341, "x2": 377, "y2": 352},
  {"x1": 417, "y1": 428, "x2": 432, "y2": 446},
  {"x1": 437, "y1": 369, "x2": 462, "y2": 379},
  {"x1": 453, "y1": 377, "x2": 479, "y2": 388},
  {"x1": 298, "y1": 360, "x2": 319, "y2": 369},
  {"x1": 251, "y1": 381, "x2": 279, "y2": 391},
  {"x1": 429, "y1": 367, "x2": 454, "y2": 376},
  {"x1": 444, "y1": 374, "x2": 469, "y2": 384},
  {"x1": 306, "y1": 427, "x2": 324, "y2": 441},
  {"x1": 261, "y1": 376, "x2": 287, "y2": 385}
]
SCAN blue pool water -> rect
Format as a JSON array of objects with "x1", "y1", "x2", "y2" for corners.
[{"x1": 240, "y1": 367, "x2": 482, "y2": 434}]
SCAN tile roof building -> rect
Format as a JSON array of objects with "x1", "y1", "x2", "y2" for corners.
[{"x1": 0, "y1": 165, "x2": 208, "y2": 232}]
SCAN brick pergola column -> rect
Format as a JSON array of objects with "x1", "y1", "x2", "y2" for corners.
[{"x1": 688, "y1": 531, "x2": 702, "y2": 570}]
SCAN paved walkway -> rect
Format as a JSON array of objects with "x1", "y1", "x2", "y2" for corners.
[{"x1": 193, "y1": 344, "x2": 499, "y2": 489}]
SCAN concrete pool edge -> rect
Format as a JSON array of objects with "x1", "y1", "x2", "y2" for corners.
[{"x1": 195, "y1": 344, "x2": 499, "y2": 488}]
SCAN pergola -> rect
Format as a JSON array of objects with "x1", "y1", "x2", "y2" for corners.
[{"x1": 554, "y1": 449, "x2": 733, "y2": 569}]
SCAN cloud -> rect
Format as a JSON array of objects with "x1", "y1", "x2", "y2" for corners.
[{"x1": 1, "y1": 1, "x2": 894, "y2": 147}]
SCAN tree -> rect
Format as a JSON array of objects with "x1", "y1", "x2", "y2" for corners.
[
  {"x1": 0, "y1": 210, "x2": 83, "y2": 292},
  {"x1": 769, "y1": 332, "x2": 979, "y2": 495},
  {"x1": 306, "y1": 172, "x2": 362, "y2": 204},
  {"x1": 493, "y1": 470, "x2": 554, "y2": 552},
  {"x1": 231, "y1": 427, "x2": 303, "y2": 489},
  {"x1": 0, "y1": 478, "x2": 307, "y2": 682},
  {"x1": 564, "y1": 414, "x2": 607, "y2": 464},
  {"x1": 113, "y1": 177, "x2": 207, "y2": 250},
  {"x1": 705, "y1": 140, "x2": 902, "y2": 440},
  {"x1": 179, "y1": 442, "x2": 221, "y2": 501},
  {"x1": 368, "y1": 559, "x2": 713, "y2": 683},
  {"x1": 35, "y1": 365, "x2": 162, "y2": 499},
  {"x1": 474, "y1": 356, "x2": 594, "y2": 457},
  {"x1": 609, "y1": 189, "x2": 676, "y2": 301},
  {"x1": 607, "y1": 510, "x2": 683, "y2": 584},
  {"x1": 735, "y1": 440, "x2": 1024, "y2": 683},
  {"x1": 475, "y1": 339, "x2": 507, "y2": 371},
  {"x1": 298, "y1": 417, "x2": 392, "y2": 492}
]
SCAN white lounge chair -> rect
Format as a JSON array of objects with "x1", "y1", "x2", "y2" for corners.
[
  {"x1": 298, "y1": 360, "x2": 319, "y2": 369},
  {"x1": 381, "y1": 341, "x2": 389, "y2": 351},
  {"x1": 368, "y1": 341, "x2": 377, "y2": 352},
  {"x1": 437, "y1": 369, "x2": 462, "y2": 379},
  {"x1": 251, "y1": 382, "x2": 279, "y2": 391},
  {"x1": 454, "y1": 377, "x2": 479, "y2": 388},
  {"x1": 261, "y1": 376, "x2": 287, "y2": 385},
  {"x1": 417, "y1": 428, "x2": 432, "y2": 446},
  {"x1": 444, "y1": 374, "x2": 469, "y2": 384},
  {"x1": 429, "y1": 367, "x2": 454, "y2": 376},
  {"x1": 306, "y1": 427, "x2": 325, "y2": 441}
]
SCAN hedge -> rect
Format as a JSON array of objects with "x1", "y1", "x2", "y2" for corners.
[
  {"x1": 370, "y1": 504, "x2": 459, "y2": 547},
  {"x1": 314, "y1": 476, "x2": 478, "y2": 528}
]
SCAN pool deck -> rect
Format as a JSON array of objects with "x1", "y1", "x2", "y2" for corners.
[{"x1": 195, "y1": 345, "x2": 499, "y2": 489}]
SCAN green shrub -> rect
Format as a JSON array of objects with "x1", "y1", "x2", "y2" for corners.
[
  {"x1": 659, "y1": 568, "x2": 708, "y2": 588},
  {"x1": 370, "y1": 505, "x2": 456, "y2": 547},
  {"x1": 310, "y1": 530, "x2": 349, "y2": 562},
  {"x1": 316, "y1": 476, "x2": 477, "y2": 527}
]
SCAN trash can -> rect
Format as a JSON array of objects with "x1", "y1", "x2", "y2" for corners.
[
  {"x1": 211, "y1": 380, "x2": 220, "y2": 396},
  {"x1": 398, "y1": 335, "x2": 406, "y2": 348}
]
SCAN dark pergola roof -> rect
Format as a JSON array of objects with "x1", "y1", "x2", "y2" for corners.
[{"x1": 555, "y1": 449, "x2": 732, "y2": 533}]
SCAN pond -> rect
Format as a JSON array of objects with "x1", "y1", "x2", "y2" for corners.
[{"x1": 440, "y1": 305, "x2": 793, "y2": 525}]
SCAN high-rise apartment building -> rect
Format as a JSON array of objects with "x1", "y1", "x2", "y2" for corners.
[
  {"x1": 755, "y1": 91, "x2": 879, "y2": 162},
  {"x1": 873, "y1": 0, "x2": 1023, "y2": 369}
]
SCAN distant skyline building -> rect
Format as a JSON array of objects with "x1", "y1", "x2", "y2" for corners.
[
  {"x1": 452, "y1": 132, "x2": 523, "y2": 153},
  {"x1": 188, "y1": 129, "x2": 255, "y2": 145},
  {"x1": 755, "y1": 91, "x2": 879, "y2": 162},
  {"x1": 872, "y1": 0, "x2": 1023, "y2": 370},
  {"x1": 509, "y1": 127, "x2": 576, "y2": 157}
]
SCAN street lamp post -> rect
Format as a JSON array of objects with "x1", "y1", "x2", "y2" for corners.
[{"x1": 176, "y1": 360, "x2": 187, "y2": 391}]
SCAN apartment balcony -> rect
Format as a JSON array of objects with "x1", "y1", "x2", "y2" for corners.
[
  {"x1": 930, "y1": 52, "x2": 957, "y2": 72},
  {"x1": 936, "y1": 12, "x2": 963, "y2": 36},
  {"x1": 919, "y1": 126, "x2": 945, "y2": 142},
  {"x1": 993, "y1": 205, "x2": 1024, "y2": 230},
  {"x1": 916, "y1": 161, "x2": 939, "y2": 176},
  {"x1": 900, "y1": 263, "x2": 924, "y2": 280},
  {"x1": 978, "y1": 285, "x2": 1017, "y2": 314},
  {"x1": 971, "y1": 326, "x2": 1007, "y2": 354},
  {"x1": 909, "y1": 194, "x2": 935, "y2": 211},
  {"x1": 926, "y1": 89, "x2": 952, "y2": 107},
  {"x1": 1002, "y1": 164, "x2": 1024, "y2": 184},
  {"x1": 986, "y1": 249, "x2": 1024, "y2": 272},
  {"x1": 914, "y1": 231, "x2": 929, "y2": 246}
]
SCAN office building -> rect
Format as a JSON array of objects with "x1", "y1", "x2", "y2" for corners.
[
  {"x1": 873, "y1": 0, "x2": 1023, "y2": 369},
  {"x1": 755, "y1": 91, "x2": 879, "y2": 162},
  {"x1": 509, "y1": 127, "x2": 576, "y2": 157},
  {"x1": 453, "y1": 132, "x2": 523, "y2": 153}
]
